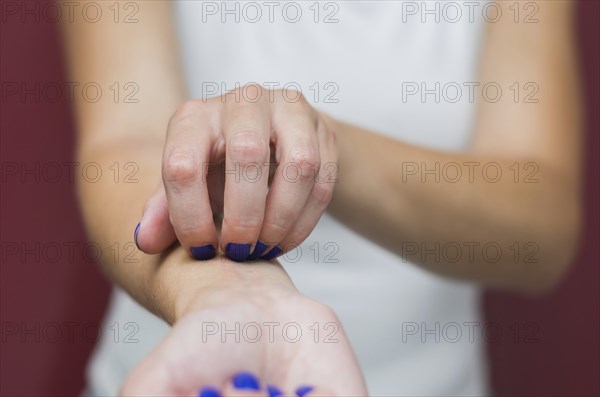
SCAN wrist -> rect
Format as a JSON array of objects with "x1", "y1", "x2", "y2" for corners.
[{"x1": 165, "y1": 250, "x2": 298, "y2": 322}]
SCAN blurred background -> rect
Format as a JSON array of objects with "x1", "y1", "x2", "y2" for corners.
[{"x1": 1, "y1": 1, "x2": 598, "y2": 396}]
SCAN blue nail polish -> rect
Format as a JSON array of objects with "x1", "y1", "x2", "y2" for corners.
[
  {"x1": 133, "y1": 223, "x2": 141, "y2": 250},
  {"x1": 248, "y1": 240, "x2": 269, "y2": 260},
  {"x1": 226, "y1": 243, "x2": 251, "y2": 262},
  {"x1": 198, "y1": 386, "x2": 221, "y2": 397},
  {"x1": 190, "y1": 245, "x2": 216, "y2": 260},
  {"x1": 232, "y1": 371, "x2": 260, "y2": 390},
  {"x1": 296, "y1": 385, "x2": 314, "y2": 397},
  {"x1": 259, "y1": 245, "x2": 282, "y2": 261},
  {"x1": 267, "y1": 385, "x2": 284, "y2": 397}
]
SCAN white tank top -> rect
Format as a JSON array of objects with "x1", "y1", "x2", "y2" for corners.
[{"x1": 87, "y1": 2, "x2": 489, "y2": 395}]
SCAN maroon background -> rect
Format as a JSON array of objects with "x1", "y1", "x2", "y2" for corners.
[{"x1": 1, "y1": 2, "x2": 598, "y2": 396}]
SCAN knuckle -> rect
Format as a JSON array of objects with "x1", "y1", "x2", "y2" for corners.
[
  {"x1": 223, "y1": 214, "x2": 262, "y2": 231},
  {"x1": 176, "y1": 221, "x2": 207, "y2": 237},
  {"x1": 170, "y1": 213, "x2": 213, "y2": 239},
  {"x1": 243, "y1": 83, "x2": 265, "y2": 93},
  {"x1": 289, "y1": 147, "x2": 320, "y2": 179},
  {"x1": 311, "y1": 181, "x2": 334, "y2": 206},
  {"x1": 229, "y1": 83, "x2": 265, "y2": 103},
  {"x1": 228, "y1": 132, "x2": 267, "y2": 162},
  {"x1": 266, "y1": 210, "x2": 292, "y2": 234},
  {"x1": 163, "y1": 148, "x2": 199, "y2": 184}
]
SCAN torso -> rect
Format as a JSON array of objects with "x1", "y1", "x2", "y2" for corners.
[{"x1": 87, "y1": 2, "x2": 489, "y2": 395}]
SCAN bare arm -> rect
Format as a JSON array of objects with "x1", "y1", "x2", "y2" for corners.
[
  {"x1": 328, "y1": 1, "x2": 582, "y2": 293},
  {"x1": 60, "y1": 1, "x2": 287, "y2": 322},
  {"x1": 61, "y1": 1, "x2": 178, "y2": 321}
]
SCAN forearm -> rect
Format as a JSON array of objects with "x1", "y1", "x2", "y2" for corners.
[
  {"x1": 327, "y1": 3, "x2": 581, "y2": 293},
  {"x1": 327, "y1": 119, "x2": 580, "y2": 292},
  {"x1": 61, "y1": 0, "x2": 214, "y2": 322},
  {"x1": 77, "y1": 142, "x2": 295, "y2": 323}
]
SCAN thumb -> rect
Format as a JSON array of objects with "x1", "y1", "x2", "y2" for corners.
[{"x1": 135, "y1": 183, "x2": 177, "y2": 254}]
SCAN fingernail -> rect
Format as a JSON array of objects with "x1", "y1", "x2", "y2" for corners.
[
  {"x1": 232, "y1": 371, "x2": 260, "y2": 390},
  {"x1": 259, "y1": 245, "x2": 282, "y2": 261},
  {"x1": 133, "y1": 223, "x2": 141, "y2": 250},
  {"x1": 296, "y1": 385, "x2": 314, "y2": 397},
  {"x1": 198, "y1": 386, "x2": 221, "y2": 397},
  {"x1": 267, "y1": 385, "x2": 284, "y2": 397},
  {"x1": 226, "y1": 243, "x2": 251, "y2": 262},
  {"x1": 190, "y1": 245, "x2": 216, "y2": 260},
  {"x1": 248, "y1": 240, "x2": 269, "y2": 260}
]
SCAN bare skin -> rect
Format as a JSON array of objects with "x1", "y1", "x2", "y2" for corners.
[
  {"x1": 327, "y1": 3, "x2": 582, "y2": 293},
  {"x1": 60, "y1": 1, "x2": 582, "y2": 395},
  {"x1": 120, "y1": 254, "x2": 367, "y2": 397}
]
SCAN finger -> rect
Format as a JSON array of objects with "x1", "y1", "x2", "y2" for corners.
[
  {"x1": 294, "y1": 386, "x2": 333, "y2": 397},
  {"x1": 266, "y1": 385, "x2": 332, "y2": 397},
  {"x1": 162, "y1": 101, "x2": 219, "y2": 260},
  {"x1": 198, "y1": 386, "x2": 223, "y2": 397},
  {"x1": 219, "y1": 372, "x2": 269, "y2": 397},
  {"x1": 255, "y1": 100, "x2": 320, "y2": 260},
  {"x1": 221, "y1": 388, "x2": 268, "y2": 397},
  {"x1": 276, "y1": 120, "x2": 336, "y2": 256},
  {"x1": 134, "y1": 183, "x2": 177, "y2": 254},
  {"x1": 266, "y1": 385, "x2": 285, "y2": 397},
  {"x1": 120, "y1": 355, "x2": 177, "y2": 396},
  {"x1": 207, "y1": 160, "x2": 226, "y2": 215},
  {"x1": 220, "y1": 86, "x2": 271, "y2": 261}
]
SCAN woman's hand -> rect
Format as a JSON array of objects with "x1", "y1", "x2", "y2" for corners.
[
  {"x1": 120, "y1": 258, "x2": 367, "y2": 397},
  {"x1": 134, "y1": 84, "x2": 338, "y2": 262}
]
